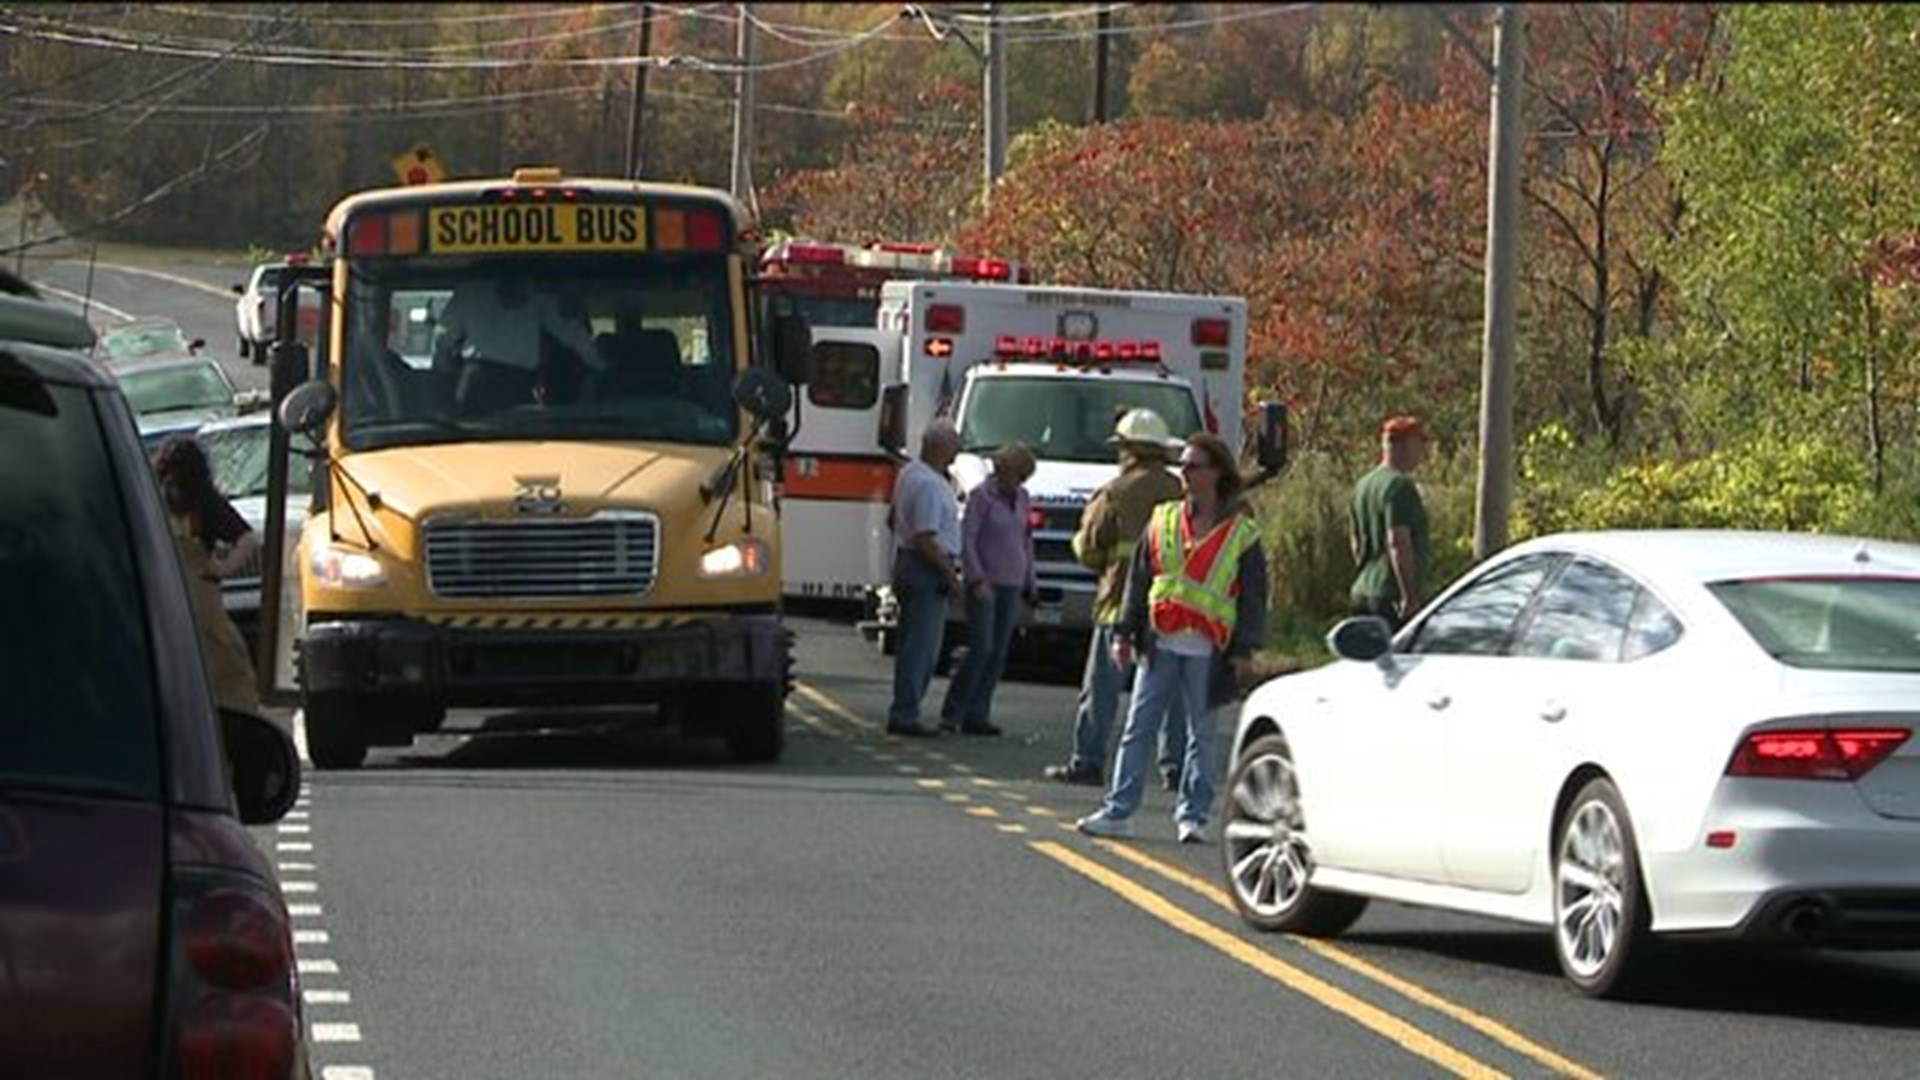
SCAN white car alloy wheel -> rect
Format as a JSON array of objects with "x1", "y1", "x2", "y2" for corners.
[
  {"x1": 1552, "y1": 777, "x2": 1651, "y2": 997},
  {"x1": 1221, "y1": 734, "x2": 1367, "y2": 936}
]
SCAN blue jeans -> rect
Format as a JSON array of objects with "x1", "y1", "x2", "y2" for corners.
[
  {"x1": 1100, "y1": 646, "x2": 1217, "y2": 826},
  {"x1": 888, "y1": 553, "x2": 950, "y2": 730},
  {"x1": 941, "y1": 585, "x2": 1023, "y2": 730},
  {"x1": 1069, "y1": 624, "x2": 1189, "y2": 778}
]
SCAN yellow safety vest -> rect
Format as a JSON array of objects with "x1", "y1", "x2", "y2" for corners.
[{"x1": 1146, "y1": 500, "x2": 1259, "y2": 650}]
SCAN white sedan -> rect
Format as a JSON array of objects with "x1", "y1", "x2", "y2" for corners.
[{"x1": 1222, "y1": 530, "x2": 1920, "y2": 997}]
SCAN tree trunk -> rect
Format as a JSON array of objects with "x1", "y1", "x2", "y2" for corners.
[
  {"x1": 1864, "y1": 274, "x2": 1885, "y2": 494},
  {"x1": 1587, "y1": 140, "x2": 1618, "y2": 446}
]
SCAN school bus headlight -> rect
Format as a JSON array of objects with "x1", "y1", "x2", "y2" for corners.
[
  {"x1": 310, "y1": 545, "x2": 388, "y2": 589},
  {"x1": 698, "y1": 539, "x2": 770, "y2": 579}
]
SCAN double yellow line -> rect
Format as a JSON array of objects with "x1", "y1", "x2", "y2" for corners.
[{"x1": 792, "y1": 682, "x2": 1601, "y2": 1080}]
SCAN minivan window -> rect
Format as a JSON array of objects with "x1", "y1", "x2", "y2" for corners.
[{"x1": 0, "y1": 368, "x2": 161, "y2": 798}]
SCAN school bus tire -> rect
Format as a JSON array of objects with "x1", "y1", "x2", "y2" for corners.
[
  {"x1": 304, "y1": 693, "x2": 369, "y2": 770},
  {"x1": 721, "y1": 684, "x2": 785, "y2": 764}
]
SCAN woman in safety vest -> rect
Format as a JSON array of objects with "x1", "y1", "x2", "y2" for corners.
[{"x1": 1075, "y1": 432, "x2": 1268, "y2": 844}]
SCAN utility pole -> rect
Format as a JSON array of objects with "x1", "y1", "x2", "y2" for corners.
[
  {"x1": 729, "y1": 2, "x2": 757, "y2": 201},
  {"x1": 1473, "y1": 3, "x2": 1523, "y2": 560},
  {"x1": 1091, "y1": 7, "x2": 1110, "y2": 124},
  {"x1": 983, "y1": 2, "x2": 1008, "y2": 207},
  {"x1": 625, "y1": 3, "x2": 654, "y2": 179}
]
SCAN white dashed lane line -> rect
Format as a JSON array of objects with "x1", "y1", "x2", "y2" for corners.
[{"x1": 275, "y1": 779, "x2": 378, "y2": 1080}]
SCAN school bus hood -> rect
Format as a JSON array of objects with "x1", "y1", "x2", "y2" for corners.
[{"x1": 335, "y1": 440, "x2": 733, "y2": 520}]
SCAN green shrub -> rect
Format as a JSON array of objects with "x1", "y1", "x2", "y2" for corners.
[{"x1": 1557, "y1": 437, "x2": 1869, "y2": 533}]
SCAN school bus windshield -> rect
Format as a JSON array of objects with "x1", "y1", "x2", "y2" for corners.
[{"x1": 340, "y1": 253, "x2": 737, "y2": 451}]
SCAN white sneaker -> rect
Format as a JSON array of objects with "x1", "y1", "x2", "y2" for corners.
[
  {"x1": 1075, "y1": 812, "x2": 1135, "y2": 839},
  {"x1": 1177, "y1": 820, "x2": 1209, "y2": 845}
]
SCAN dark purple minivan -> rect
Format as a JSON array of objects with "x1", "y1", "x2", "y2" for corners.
[{"x1": 0, "y1": 283, "x2": 306, "y2": 1079}]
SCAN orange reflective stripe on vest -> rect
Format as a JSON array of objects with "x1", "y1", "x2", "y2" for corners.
[{"x1": 1146, "y1": 501, "x2": 1257, "y2": 650}]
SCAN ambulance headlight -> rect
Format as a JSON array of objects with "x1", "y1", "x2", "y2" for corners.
[
  {"x1": 310, "y1": 544, "x2": 388, "y2": 589},
  {"x1": 699, "y1": 539, "x2": 771, "y2": 579}
]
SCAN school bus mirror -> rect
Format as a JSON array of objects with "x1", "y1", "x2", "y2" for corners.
[
  {"x1": 1256, "y1": 399, "x2": 1289, "y2": 474},
  {"x1": 877, "y1": 384, "x2": 908, "y2": 457},
  {"x1": 732, "y1": 366, "x2": 793, "y2": 422},
  {"x1": 772, "y1": 312, "x2": 813, "y2": 385},
  {"x1": 267, "y1": 341, "x2": 310, "y2": 403},
  {"x1": 278, "y1": 378, "x2": 337, "y2": 438}
]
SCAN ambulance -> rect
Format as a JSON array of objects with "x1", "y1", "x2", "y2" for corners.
[
  {"x1": 790, "y1": 279, "x2": 1285, "y2": 652},
  {"x1": 757, "y1": 237, "x2": 1026, "y2": 609}
]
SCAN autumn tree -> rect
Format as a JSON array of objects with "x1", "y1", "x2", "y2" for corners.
[
  {"x1": 1657, "y1": 3, "x2": 1920, "y2": 492},
  {"x1": 1517, "y1": 3, "x2": 1721, "y2": 448},
  {"x1": 760, "y1": 81, "x2": 979, "y2": 243}
]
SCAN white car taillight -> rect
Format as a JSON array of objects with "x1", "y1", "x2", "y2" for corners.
[{"x1": 1725, "y1": 727, "x2": 1910, "y2": 780}]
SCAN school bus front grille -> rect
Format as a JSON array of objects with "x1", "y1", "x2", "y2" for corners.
[{"x1": 424, "y1": 514, "x2": 660, "y2": 600}]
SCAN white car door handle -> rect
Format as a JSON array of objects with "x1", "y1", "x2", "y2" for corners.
[
  {"x1": 1427, "y1": 692, "x2": 1451, "y2": 710},
  {"x1": 1540, "y1": 703, "x2": 1568, "y2": 723}
]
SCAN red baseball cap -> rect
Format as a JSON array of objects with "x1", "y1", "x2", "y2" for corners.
[{"x1": 1382, "y1": 415, "x2": 1426, "y2": 439}]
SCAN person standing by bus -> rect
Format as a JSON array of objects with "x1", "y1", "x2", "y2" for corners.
[
  {"x1": 939, "y1": 442, "x2": 1037, "y2": 737},
  {"x1": 1043, "y1": 409, "x2": 1190, "y2": 788},
  {"x1": 154, "y1": 436, "x2": 262, "y2": 713},
  {"x1": 1075, "y1": 432, "x2": 1268, "y2": 844},
  {"x1": 886, "y1": 421, "x2": 964, "y2": 737},
  {"x1": 1349, "y1": 415, "x2": 1431, "y2": 629}
]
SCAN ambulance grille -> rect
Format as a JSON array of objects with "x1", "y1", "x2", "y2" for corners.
[{"x1": 425, "y1": 514, "x2": 659, "y2": 599}]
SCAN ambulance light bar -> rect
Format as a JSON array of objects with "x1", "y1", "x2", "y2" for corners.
[
  {"x1": 952, "y1": 256, "x2": 1012, "y2": 282},
  {"x1": 761, "y1": 240, "x2": 1022, "y2": 281},
  {"x1": 782, "y1": 243, "x2": 847, "y2": 265},
  {"x1": 993, "y1": 336, "x2": 1162, "y2": 363}
]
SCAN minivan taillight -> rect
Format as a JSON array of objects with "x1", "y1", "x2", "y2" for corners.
[
  {"x1": 1726, "y1": 727, "x2": 1909, "y2": 781},
  {"x1": 183, "y1": 889, "x2": 292, "y2": 990},
  {"x1": 168, "y1": 873, "x2": 301, "y2": 1080},
  {"x1": 177, "y1": 994, "x2": 298, "y2": 1080}
]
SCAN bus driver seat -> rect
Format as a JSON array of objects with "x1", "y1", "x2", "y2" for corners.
[{"x1": 599, "y1": 328, "x2": 684, "y2": 399}]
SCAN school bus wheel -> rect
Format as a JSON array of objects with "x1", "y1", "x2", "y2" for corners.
[
  {"x1": 304, "y1": 693, "x2": 370, "y2": 770},
  {"x1": 719, "y1": 684, "x2": 785, "y2": 764}
]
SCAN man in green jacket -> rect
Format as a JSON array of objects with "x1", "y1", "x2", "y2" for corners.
[
  {"x1": 1349, "y1": 415, "x2": 1431, "y2": 628},
  {"x1": 1043, "y1": 409, "x2": 1190, "y2": 788}
]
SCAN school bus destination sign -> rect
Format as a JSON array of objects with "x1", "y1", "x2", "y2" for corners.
[{"x1": 427, "y1": 204, "x2": 647, "y2": 254}]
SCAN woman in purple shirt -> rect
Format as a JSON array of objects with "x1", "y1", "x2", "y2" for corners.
[{"x1": 939, "y1": 442, "x2": 1038, "y2": 736}]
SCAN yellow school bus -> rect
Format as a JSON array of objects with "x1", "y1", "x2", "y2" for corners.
[{"x1": 261, "y1": 167, "x2": 809, "y2": 769}]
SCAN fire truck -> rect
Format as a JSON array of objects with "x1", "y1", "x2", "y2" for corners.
[
  {"x1": 797, "y1": 279, "x2": 1285, "y2": 655},
  {"x1": 758, "y1": 237, "x2": 1030, "y2": 331}
]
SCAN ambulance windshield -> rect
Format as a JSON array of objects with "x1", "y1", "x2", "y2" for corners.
[{"x1": 957, "y1": 375, "x2": 1202, "y2": 464}]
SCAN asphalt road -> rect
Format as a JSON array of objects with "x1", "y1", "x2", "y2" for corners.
[{"x1": 34, "y1": 254, "x2": 1920, "y2": 1079}]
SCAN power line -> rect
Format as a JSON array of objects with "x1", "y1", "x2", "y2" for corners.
[
  {"x1": 999, "y1": 4, "x2": 1316, "y2": 43},
  {"x1": 11, "y1": 84, "x2": 973, "y2": 128},
  {"x1": 0, "y1": 10, "x2": 912, "y2": 74},
  {"x1": 0, "y1": 124, "x2": 270, "y2": 257},
  {"x1": 146, "y1": 3, "x2": 628, "y2": 27},
  {"x1": 7, "y1": 8, "x2": 676, "y2": 61},
  {"x1": 947, "y1": 4, "x2": 1132, "y2": 26}
]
